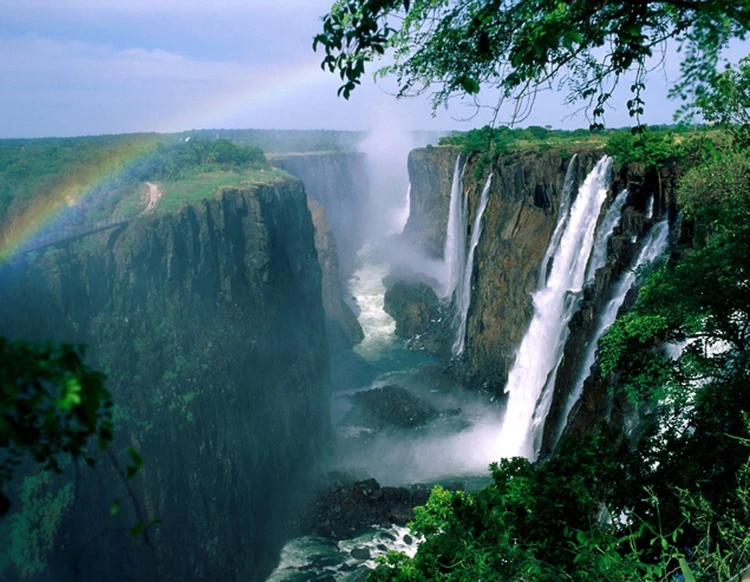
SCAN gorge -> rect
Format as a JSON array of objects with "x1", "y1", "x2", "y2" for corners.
[{"x1": 0, "y1": 134, "x2": 680, "y2": 582}]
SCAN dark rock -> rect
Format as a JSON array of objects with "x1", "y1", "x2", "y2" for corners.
[
  {"x1": 351, "y1": 547, "x2": 371, "y2": 560},
  {"x1": 383, "y1": 280, "x2": 449, "y2": 356},
  {"x1": 403, "y1": 535, "x2": 413, "y2": 545},
  {"x1": 344, "y1": 385, "x2": 439, "y2": 430},
  {"x1": 377, "y1": 544, "x2": 388, "y2": 552},
  {"x1": 404, "y1": 146, "x2": 600, "y2": 393},
  {"x1": 307, "y1": 196, "x2": 365, "y2": 351},
  {"x1": 0, "y1": 181, "x2": 332, "y2": 581},
  {"x1": 403, "y1": 146, "x2": 460, "y2": 259},
  {"x1": 302, "y1": 477, "x2": 430, "y2": 539}
]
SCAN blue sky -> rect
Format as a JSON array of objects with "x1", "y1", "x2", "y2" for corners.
[{"x1": 0, "y1": 0, "x2": 724, "y2": 137}]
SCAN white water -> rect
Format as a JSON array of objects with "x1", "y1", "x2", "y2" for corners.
[
  {"x1": 554, "y1": 220, "x2": 670, "y2": 447},
  {"x1": 453, "y1": 173, "x2": 493, "y2": 355},
  {"x1": 539, "y1": 154, "x2": 578, "y2": 285},
  {"x1": 396, "y1": 183, "x2": 411, "y2": 234},
  {"x1": 349, "y1": 244, "x2": 397, "y2": 361},
  {"x1": 646, "y1": 194, "x2": 655, "y2": 220},
  {"x1": 442, "y1": 156, "x2": 466, "y2": 299},
  {"x1": 267, "y1": 525, "x2": 419, "y2": 582},
  {"x1": 585, "y1": 189, "x2": 628, "y2": 282},
  {"x1": 497, "y1": 157, "x2": 612, "y2": 460}
]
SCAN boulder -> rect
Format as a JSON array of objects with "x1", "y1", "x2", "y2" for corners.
[{"x1": 344, "y1": 385, "x2": 439, "y2": 430}]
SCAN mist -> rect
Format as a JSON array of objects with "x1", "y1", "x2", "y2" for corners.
[{"x1": 358, "y1": 111, "x2": 418, "y2": 239}]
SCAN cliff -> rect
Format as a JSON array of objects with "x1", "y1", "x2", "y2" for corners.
[
  {"x1": 545, "y1": 161, "x2": 682, "y2": 454},
  {"x1": 402, "y1": 146, "x2": 459, "y2": 259},
  {"x1": 404, "y1": 147, "x2": 599, "y2": 390},
  {"x1": 401, "y1": 144, "x2": 679, "y2": 456},
  {"x1": 272, "y1": 152, "x2": 369, "y2": 276},
  {"x1": 307, "y1": 196, "x2": 364, "y2": 350},
  {"x1": 0, "y1": 179, "x2": 332, "y2": 581}
]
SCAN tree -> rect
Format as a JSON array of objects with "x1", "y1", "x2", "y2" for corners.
[
  {"x1": 0, "y1": 339, "x2": 114, "y2": 516},
  {"x1": 693, "y1": 55, "x2": 750, "y2": 147},
  {"x1": 314, "y1": 0, "x2": 750, "y2": 126}
]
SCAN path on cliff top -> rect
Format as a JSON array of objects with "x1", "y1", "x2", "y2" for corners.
[{"x1": 144, "y1": 182, "x2": 162, "y2": 212}]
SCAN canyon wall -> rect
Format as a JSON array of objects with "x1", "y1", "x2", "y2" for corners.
[
  {"x1": 401, "y1": 146, "x2": 675, "y2": 456},
  {"x1": 0, "y1": 179, "x2": 332, "y2": 581},
  {"x1": 547, "y1": 161, "x2": 681, "y2": 454},
  {"x1": 404, "y1": 147, "x2": 599, "y2": 390},
  {"x1": 272, "y1": 152, "x2": 369, "y2": 276}
]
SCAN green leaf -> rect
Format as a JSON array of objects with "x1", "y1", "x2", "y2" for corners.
[
  {"x1": 130, "y1": 522, "x2": 145, "y2": 536},
  {"x1": 110, "y1": 498, "x2": 121, "y2": 517},
  {"x1": 678, "y1": 556, "x2": 696, "y2": 582}
]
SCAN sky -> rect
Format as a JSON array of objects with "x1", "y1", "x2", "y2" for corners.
[{"x1": 0, "y1": 0, "x2": 715, "y2": 138}]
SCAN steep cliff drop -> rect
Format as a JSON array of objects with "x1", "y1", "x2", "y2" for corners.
[
  {"x1": 0, "y1": 179, "x2": 332, "y2": 582},
  {"x1": 442, "y1": 155, "x2": 467, "y2": 299},
  {"x1": 552, "y1": 220, "x2": 670, "y2": 448},
  {"x1": 497, "y1": 157, "x2": 612, "y2": 460},
  {"x1": 452, "y1": 173, "x2": 493, "y2": 355}
]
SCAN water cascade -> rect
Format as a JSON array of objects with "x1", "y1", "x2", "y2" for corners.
[
  {"x1": 585, "y1": 189, "x2": 628, "y2": 282},
  {"x1": 442, "y1": 156, "x2": 467, "y2": 299},
  {"x1": 497, "y1": 157, "x2": 613, "y2": 460},
  {"x1": 397, "y1": 183, "x2": 411, "y2": 234},
  {"x1": 554, "y1": 220, "x2": 670, "y2": 445},
  {"x1": 539, "y1": 154, "x2": 578, "y2": 285},
  {"x1": 453, "y1": 173, "x2": 493, "y2": 355}
]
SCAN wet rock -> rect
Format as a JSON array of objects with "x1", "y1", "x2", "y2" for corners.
[
  {"x1": 307, "y1": 196, "x2": 364, "y2": 351},
  {"x1": 344, "y1": 385, "x2": 439, "y2": 430},
  {"x1": 403, "y1": 535, "x2": 413, "y2": 545},
  {"x1": 303, "y1": 477, "x2": 431, "y2": 539},
  {"x1": 351, "y1": 547, "x2": 371, "y2": 560},
  {"x1": 383, "y1": 280, "x2": 449, "y2": 356}
]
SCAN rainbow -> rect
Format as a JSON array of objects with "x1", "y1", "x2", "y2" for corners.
[{"x1": 0, "y1": 57, "x2": 331, "y2": 262}]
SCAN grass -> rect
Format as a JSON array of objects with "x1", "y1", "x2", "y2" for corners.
[{"x1": 155, "y1": 168, "x2": 291, "y2": 214}]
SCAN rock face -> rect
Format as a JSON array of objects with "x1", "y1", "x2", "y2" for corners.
[
  {"x1": 344, "y1": 385, "x2": 439, "y2": 430},
  {"x1": 0, "y1": 181, "x2": 332, "y2": 581},
  {"x1": 402, "y1": 146, "x2": 459, "y2": 259},
  {"x1": 405, "y1": 147, "x2": 600, "y2": 391},
  {"x1": 307, "y1": 196, "x2": 364, "y2": 351},
  {"x1": 272, "y1": 152, "x2": 369, "y2": 276},
  {"x1": 303, "y1": 477, "x2": 431, "y2": 539},
  {"x1": 383, "y1": 280, "x2": 446, "y2": 355},
  {"x1": 545, "y1": 161, "x2": 682, "y2": 454},
  {"x1": 405, "y1": 144, "x2": 681, "y2": 454}
]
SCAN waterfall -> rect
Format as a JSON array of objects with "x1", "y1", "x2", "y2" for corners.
[
  {"x1": 646, "y1": 194, "x2": 655, "y2": 219},
  {"x1": 442, "y1": 156, "x2": 466, "y2": 299},
  {"x1": 554, "y1": 220, "x2": 670, "y2": 445},
  {"x1": 497, "y1": 157, "x2": 612, "y2": 460},
  {"x1": 453, "y1": 173, "x2": 493, "y2": 355},
  {"x1": 539, "y1": 154, "x2": 578, "y2": 285},
  {"x1": 585, "y1": 189, "x2": 629, "y2": 282},
  {"x1": 398, "y1": 182, "x2": 411, "y2": 234}
]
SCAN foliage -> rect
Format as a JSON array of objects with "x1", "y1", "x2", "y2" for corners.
[
  {"x1": 691, "y1": 55, "x2": 750, "y2": 147},
  {"x1": 0, "y1": 339, "x2": 113, "y2": 516},
  {"x1": 604, "y1": 129, "x2": 679, "y2": 169},
  {"x1": 369, "y1": 432, "x2": 702, "y2": 581},
  {"x1": 0, "y1": 136, "x2": 269, "y2": 251},
  {"x1": 315, "y1": 0, "x2": 750, "y2": 126},
  {"x1": 155, "y1": 168, "x2": 289, "y2": 214},
  {"x1": 0, "y1": 471, "x2": 74, "y2": 578}
]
